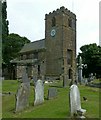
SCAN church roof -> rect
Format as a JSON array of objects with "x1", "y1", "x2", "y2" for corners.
[
  {"x1": 11, "y1": 59, "x2": 39, "y2": 64},
  {"x1": 20, "y1": 39, "x2": 45, "y2": 53}
]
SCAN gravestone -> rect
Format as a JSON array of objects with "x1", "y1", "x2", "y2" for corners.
[
  {"x1": 84, "y1": 78, "x2": 88, "y2": 85},
  {"x1": 48, "y1": 88, "x2": 57, "y2": 99},
  {"x1": 88, "y1": 73, "x2": 94, "y2": 82},
  {"x1": 34, "y1": 79, "x2": 44, "y2": 106},
  {"x1": 69, "y1": 84, "x2": 86, "y2": 118},
  {"x1": 15, "y1": 67, "x2": 30, "y2": 112}
]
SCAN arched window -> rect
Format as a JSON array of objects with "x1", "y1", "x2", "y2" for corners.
[{"x1": 52, "y1": 17, "x2": 56, "y2": 27}]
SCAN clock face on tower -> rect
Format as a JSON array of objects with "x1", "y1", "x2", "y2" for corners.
[{"x1": 50, "y1": 29, "x2": 56, "y2": 37}]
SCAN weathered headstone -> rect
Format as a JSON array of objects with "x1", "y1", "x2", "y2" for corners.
[
  {"x1": 48, "y1": 88, "x2": 57, "y2": 99},
  {"x1": 15, "y1": 67, "x2": 30, "y2": 112},
  {"x1": 34, "y1": 79, "x2": 44, "y2": 106},
  {"x1": 69, "y1": 84, "x2": 86, "y2": 118}
]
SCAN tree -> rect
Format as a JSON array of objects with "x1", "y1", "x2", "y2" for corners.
[
  {"x1": 2, "y1": 0, "x2": 9, "y2": 64},
  {"x1": 2, "y1": 0, "x2": 9, "y2": 38},
  {"x1": 2, "y1": 33, "x2": 30, "y2": 79},
  {"x1": 2, "y1": 33, "x2": 30, "y2": 66},
  {"x1": 78, "y1": 43, "x2": 101, "y2": 78}
]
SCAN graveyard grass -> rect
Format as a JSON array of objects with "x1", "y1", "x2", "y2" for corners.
[{"x1": 2, "y1": 79, "x2": 100, "y2": 118}]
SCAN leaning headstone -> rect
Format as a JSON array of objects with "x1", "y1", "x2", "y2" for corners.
[
  {"x1": 15, "y1": 67, "x2": 30, "y2": 112},
  {"x1": 48, "y1": 88, "x2": 57, "y2": 100},
  {"x1": 34, "y1": 79, "x2": 44, "y2": 106},
  {"x1": 69, "y1": 84, "x2": 86, "y2": 118}
]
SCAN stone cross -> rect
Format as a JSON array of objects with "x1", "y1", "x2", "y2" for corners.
[
  {"x1": 15, "y1": 67, "x2": 30, "y2": 112},
  {"x1": 34, "y1": 79, "x2": 44, "y2": 106},
  {"x1": 78, "y1": 56, "x2": 83, "y2": 84},
  {"x1": 69, "y1": 84, "x2": 86, "y2": 118}
]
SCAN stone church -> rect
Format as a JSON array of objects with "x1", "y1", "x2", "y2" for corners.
[{"x1": 13, "y1": 6, "x2": 77, "y2": 82}]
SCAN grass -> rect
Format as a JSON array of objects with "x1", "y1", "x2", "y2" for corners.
[
  {"x1": 2, "y1": 80, "x2": 100, "y2": 118},
  {"x1": 88, "y1": 78, "x2": 101, "y2": 84}
]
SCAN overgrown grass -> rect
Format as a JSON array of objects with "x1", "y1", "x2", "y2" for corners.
[{"x1": 2, "y1": 80, "x2": 100, "y2": 118}]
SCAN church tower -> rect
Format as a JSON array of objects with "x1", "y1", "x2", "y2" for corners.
[{"x1": 45, "y1": 6, "x2": 76, "y2": 82}]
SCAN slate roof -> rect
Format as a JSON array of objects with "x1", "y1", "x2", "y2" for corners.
[
  {"x1": 20, "y1": 39, "x2": 45, "y2": 53},
  {"x1": 11, "y1": 59, "x2": 39, "y2": 64}
]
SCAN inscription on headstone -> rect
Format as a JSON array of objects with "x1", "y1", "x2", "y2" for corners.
[{"x1": 78, "y1": 56, "x2": 83, "y2": 84}]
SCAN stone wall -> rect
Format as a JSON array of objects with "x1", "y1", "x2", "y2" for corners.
[{"x1": 45, "y1": 6, "x2": 76, "y2": 81}]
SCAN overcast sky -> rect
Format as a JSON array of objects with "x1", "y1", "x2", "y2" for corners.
[{"x1": 6, "y1": 0, "x2": 100, "y2": 54}]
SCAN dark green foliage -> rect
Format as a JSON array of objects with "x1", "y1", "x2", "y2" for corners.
[
  {"x1": 2, "y1": 1, "x2": 9, "y2": 37},
  {"x1": 2, "y1": 0, "x2": 9, "y2": 65},
  {"x1": 2, "y1": 33, "x2": 30, "y2": 79},
  {"x1": 2, "y1": 33, "x2": 30, "y2": 65},
  {"x1": 78, "y1": 43, "x2": 101, "y2": 78},
  {"x1": 0, "y1": 1, "x2": 2, "y2": 70}
]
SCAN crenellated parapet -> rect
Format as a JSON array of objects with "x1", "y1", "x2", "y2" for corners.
[{"x1": 45, "y1": 6, "x2": 76, "y2": 19}]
